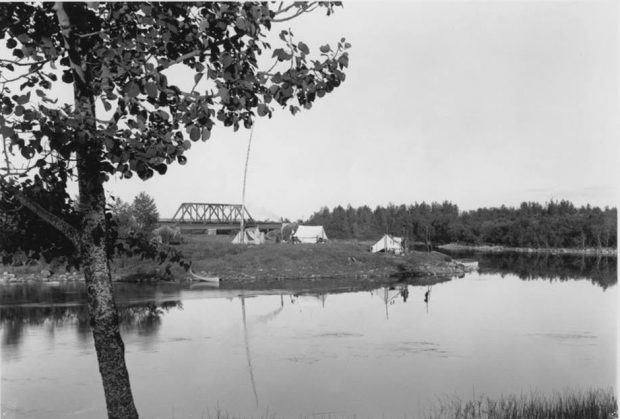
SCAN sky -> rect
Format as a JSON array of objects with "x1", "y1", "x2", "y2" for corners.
[{"x1": 48, "y1": 1, "x2": 620, "y2": 220}]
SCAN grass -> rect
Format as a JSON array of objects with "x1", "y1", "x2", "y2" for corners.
[
  {"x1": 424, "y1": 388, "x2": 617, "y2": 419},
  {"x1": 191, "y1": 388, "x2": 617, "y2": 419},
  {"x1": 2, "y1": 234, "x2": 463, "y2": 283},
  {"x1": 165, "y1": 234, "x2": 458, "y2": 282}
]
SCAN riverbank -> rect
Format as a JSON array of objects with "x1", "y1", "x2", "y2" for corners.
[
  {"x1": 439, "y1": 243, "x2": 617, "y2": 256},
  {"x1": 154, "y1": 235, "x2": 471, "y2": 284},
  {"x1": 1, "y1": 236, "x2": 472, "y2": 284}
]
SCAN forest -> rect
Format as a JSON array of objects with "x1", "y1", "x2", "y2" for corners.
[{"x1": 305, "y1": 200, "x2": 617, "y2": 249}]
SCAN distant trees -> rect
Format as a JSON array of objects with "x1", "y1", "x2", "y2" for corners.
[
  {"x1": 110, "y1": 192, "x2": 159, "y2": 236},
  {"x1": 131, "y1": 192, "x2": 159, "y2": 234},
  {"x1": 306, "y1": 200, "x2": 617, "y2": 250}
]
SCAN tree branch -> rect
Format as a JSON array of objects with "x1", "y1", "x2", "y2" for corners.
[
  {"x1": 272, "y1": 3, "x2": 318, "y2": 23},
  {"x1": 0, "y1": 176, "x2": 80, "y2": 245},
  {"x1": 157, "y1": 50, "x2": 204, "y2": 72},
  {"x1": 0, "y1": 58, "x2": 50, "y2": 67},
  {"x1": 0, "y1": 62, "x2": 46, "y2": 83}
]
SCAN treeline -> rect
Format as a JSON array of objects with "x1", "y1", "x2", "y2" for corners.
[{"x1": 306, "y1": 201, "x2": 617, "y2": 249}]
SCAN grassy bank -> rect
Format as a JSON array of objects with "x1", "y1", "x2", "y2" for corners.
[
  {"x1": 176, "y1": 235, "x2": 466, "y2": 283},
  {"x1": 2, "y1": 235, "x2": 469, "y2": 284}
]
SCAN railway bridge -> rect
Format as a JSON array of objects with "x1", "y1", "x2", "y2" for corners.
[{"x1": 159, "y1": 202, "x2": 282, "y2": 233}]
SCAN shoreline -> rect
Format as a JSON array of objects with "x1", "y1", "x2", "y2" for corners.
[
  {"x1": 438, "y1": 243, "x2": 617, "y2": 256},
  {"x1": 1, "y1": 239, "x2": 474, "y2": 285}
]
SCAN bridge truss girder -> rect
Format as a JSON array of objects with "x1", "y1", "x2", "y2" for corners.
[{"x1": 171, "y1": 203, "x2": 254, "y2": 224}]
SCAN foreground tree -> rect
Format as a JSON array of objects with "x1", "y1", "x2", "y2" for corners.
[{"x1": 0, "y1": 2, "x2": 349, "y2": 417}]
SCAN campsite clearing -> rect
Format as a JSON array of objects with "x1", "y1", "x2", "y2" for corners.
[
  {"x1": 114, "y1": 235, "x2": 469, "y2": 283},
  {"x1": 5, "y1": 235, "x2": 470, "y2": 284}
]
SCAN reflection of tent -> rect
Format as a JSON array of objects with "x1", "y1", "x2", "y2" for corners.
[
  {"x1": 371, "y1": 234, "x2": 403, "y2": 255},
  {"x1": 232, "y1": 227, "x2": 265, "y2": 245},
  {"x1": 293, "y1": 225, "x2": 328, "y2": 244}
]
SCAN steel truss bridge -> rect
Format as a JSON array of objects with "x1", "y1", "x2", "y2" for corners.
[{"x1": 159, "y1": 203, "x2": 282, "y2": 233}]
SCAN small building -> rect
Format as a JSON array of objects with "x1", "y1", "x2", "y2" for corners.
[
  {"x1": 232, "y1": 227, "x2": 265, "y2": 245},
  {"x1": 292, "y1": 225, "x2": 328, "y2": 244},
  {"x1": 371, "y1": 234, "x2": 404, "y2": 255}
]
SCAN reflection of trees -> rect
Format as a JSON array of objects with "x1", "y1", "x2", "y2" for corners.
[
  {"x1": 443, "y1": 251, "x2": 617, "y2": 289},
  {"x1": 0, "y1": 299, "x2": 182, "y2": 351},
  {"x1": 118, "y1": 301, "x2": 182, "y2": 335}
]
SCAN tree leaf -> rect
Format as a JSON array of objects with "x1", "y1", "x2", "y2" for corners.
[
  {"x1": 125, "y1": 82, "x2": 140, "y2": 98},
  {"x1": 61, "y1": 70, "x2": 73, "y2": 84},
  {"x1": 189, "y1": 126, "x2": 200, "y2": 141},
  {"x1": 257, "y1": 103, "x2": 269, "y2": 117},
  {"x1": 219, "y1": 86, "x2": 229, "y2": 103},
  {"x1": 145, "y1": 82, "x2": 158, "y2": 98},
  {"x1": 154, "y1": 164, "x2": 167, "y2": 175},
  {"x1": 298, "y1": 42, "x2": 309, "y2": 55}
]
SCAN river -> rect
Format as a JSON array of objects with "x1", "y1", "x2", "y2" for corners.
[{"x1": 0, "y1": 253, "x2": 616, "y2": 418}]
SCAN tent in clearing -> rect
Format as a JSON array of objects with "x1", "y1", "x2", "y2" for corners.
[
  {"x1": 371, "y1": 234, "x2": 404, "y2": 255},
  {"x1": 232, "y1": 227, "x2": 265, "y2": 245},
  {"x1": 293, "y1": 225, "x2": 328, "y2": 244}
]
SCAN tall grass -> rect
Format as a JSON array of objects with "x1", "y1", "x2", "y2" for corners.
[
  {"x1": 195, "y1": 389, "x2": 617, "y2": 419},
  {"x1": 424, "y1": 388, "x2": 617, "y2": 419}
]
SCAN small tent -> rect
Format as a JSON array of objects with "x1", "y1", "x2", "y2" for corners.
[
  {"x1": 371, "y1": 234, "x2": 404, "y2": 255},
  {"x1": 232, "y1": 227, "x2": 265, "y2": 245},
  {"x1": 292, "y1": 225, "x2": 328, "y2": 244}
]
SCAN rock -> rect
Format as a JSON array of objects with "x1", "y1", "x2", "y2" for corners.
[{"x1": 40, "y1": 269, "x2": 52, "y2": 278}]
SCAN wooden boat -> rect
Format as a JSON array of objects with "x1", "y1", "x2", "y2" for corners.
[{"x1": 188, "y1": 268, "x2": 220, "y2": 283}]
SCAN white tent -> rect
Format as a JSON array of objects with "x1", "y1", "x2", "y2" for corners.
[
  {"x1": 371, "y1": 234, "x2": 404, "y2": 255},
  {"x1": 232, "y1": 227, "x2": 265, "y2": 245},
  {"x1": 293, "y1": 225, "x2": 328, "y2": 244}
]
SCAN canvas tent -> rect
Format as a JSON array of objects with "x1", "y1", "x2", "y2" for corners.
[
  {"x1": 371, "y1": 234, "x2": 404, "y2": 255},
  {"x1": 232, "y1": 227, "x2": 265, "y2": 245},
  {"x1": 293, "y1": 225, "x2": 328, "y2": 244}
]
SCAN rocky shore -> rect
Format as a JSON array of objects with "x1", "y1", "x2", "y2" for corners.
[
  {"x1": 1, "y1": 269, "x2": 84, "y2": 284},
  {"x1": 439, "y1": 243, "x2": 617, "y2": 256}
]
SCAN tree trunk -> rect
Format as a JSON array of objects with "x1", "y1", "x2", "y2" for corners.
[
  {"x1": 55, "y1": 2, "x2": 139, "y2": 413},
  {"x1": 78, "y1": 159, "x2": 139, "y2": 419}
]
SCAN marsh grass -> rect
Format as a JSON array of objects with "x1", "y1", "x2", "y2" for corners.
[
  {"x1": 424, "y1": 388, "x2": 617, "y2": 419},
  {"x1": 194, "y1": 389, "x2": 617, "y2": 419}
]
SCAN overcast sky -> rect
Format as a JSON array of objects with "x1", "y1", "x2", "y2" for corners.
[{"x1": 102, "y1": 1, "x2": 618, "y2": 220}]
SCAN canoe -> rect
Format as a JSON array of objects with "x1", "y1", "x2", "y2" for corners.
[{"x1": 188, "y1": 268, "x2": 220, "y2": 283}]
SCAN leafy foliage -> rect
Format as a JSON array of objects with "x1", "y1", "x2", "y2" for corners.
[{"x1": 0, "y1": 2, "x2": 350, "y2": 265}]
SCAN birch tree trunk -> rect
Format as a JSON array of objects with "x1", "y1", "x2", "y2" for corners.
[
  {"x1": 77, "y1": 153, "x2": 139, "y2": 419},
  {"x1": 54, "y1": 3, "x2": 139, "y2": 416}
]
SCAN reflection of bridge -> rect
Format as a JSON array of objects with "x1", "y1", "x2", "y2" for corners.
[{"x1": 159, "y1": 203, "x2": 282, "y2": 233}]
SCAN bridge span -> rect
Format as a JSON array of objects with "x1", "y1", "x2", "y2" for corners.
[{"x1": 159, "y1": 202, "x2": 282, "y2": 233}]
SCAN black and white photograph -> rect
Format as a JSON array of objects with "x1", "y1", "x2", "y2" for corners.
[{"x1": 0, "y1": 2, "x2": 617, "y2": 418}]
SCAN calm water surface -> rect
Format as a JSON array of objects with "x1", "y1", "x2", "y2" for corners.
[{"x1": 1, "y1": 254, "x2": 616, "y2": 418}]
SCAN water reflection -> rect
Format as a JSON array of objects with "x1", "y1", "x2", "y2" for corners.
[
  {"x1": 240, "y1": 296, "x2": 259, "y2": 406},
  {"x1": 442, "y1": 250, "x2": 617, "y2": 289},
  {"x1": 1, "y1": 266, "x2": 616, "y2": 418},
  {"x1": 0, "y1": 287, "x2": 182, "y2": 354}
]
